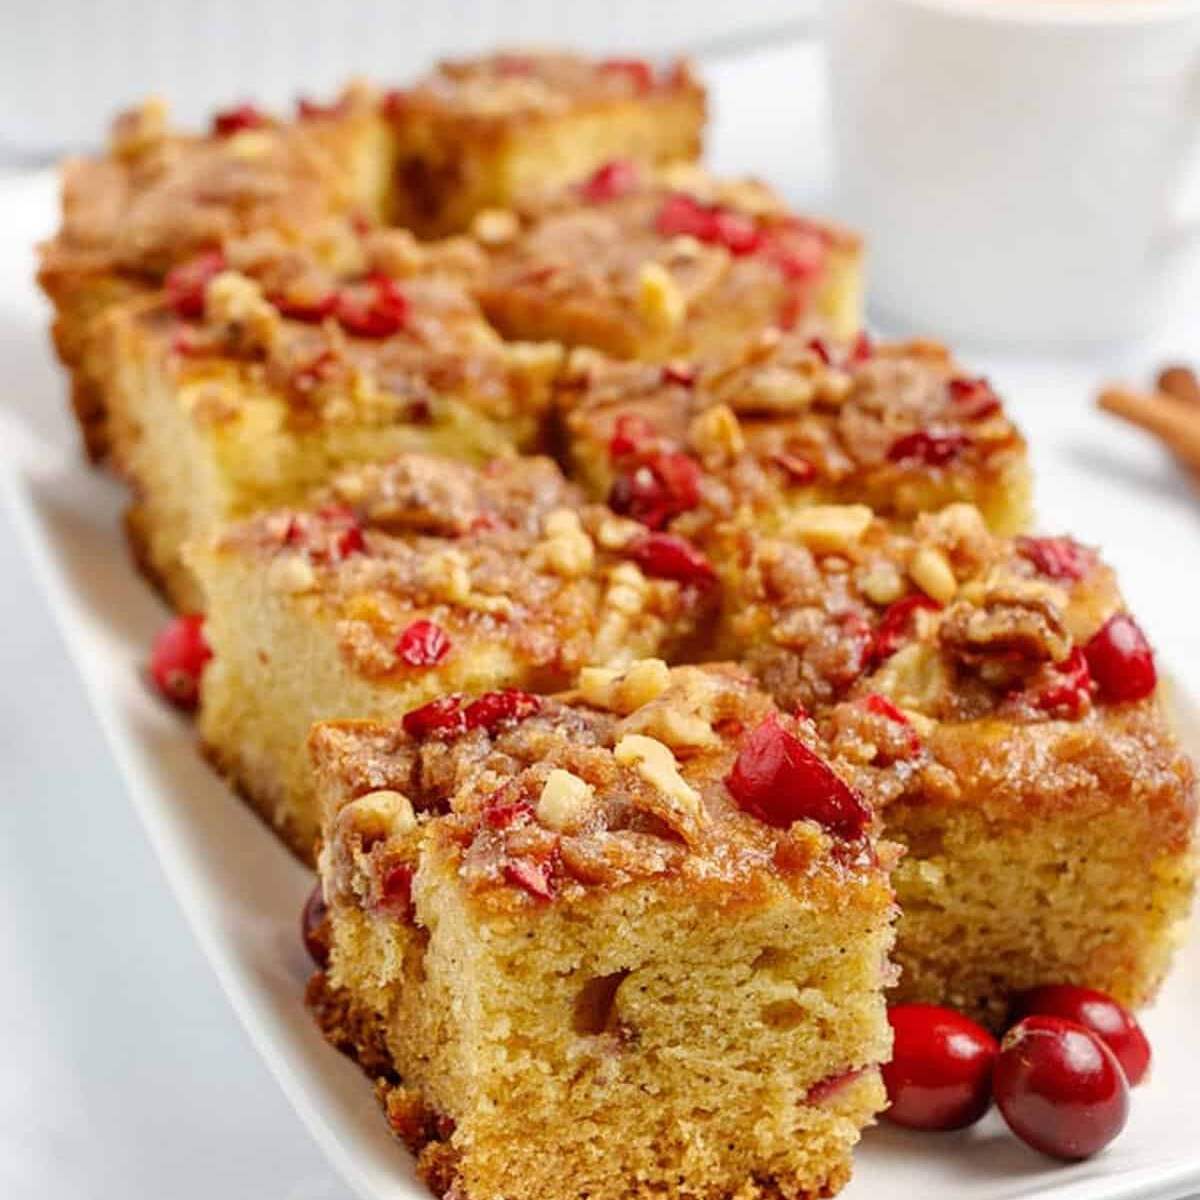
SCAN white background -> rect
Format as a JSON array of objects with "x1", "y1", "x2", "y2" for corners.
[{"x1": 2, "y1": 31, "x2": 1200, "y2": 1200}]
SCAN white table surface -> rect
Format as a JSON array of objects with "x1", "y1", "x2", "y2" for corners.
[{"x1": 1, "y1": 39, "x2": 1199, "y2": 1200}]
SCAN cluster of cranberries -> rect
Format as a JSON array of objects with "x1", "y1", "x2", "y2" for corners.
[
  {"x1": 883, "y1": 986, "x2": 1151, "y2": 1160},
  {"x1": 164, "y1": 252, "x2": 411, "y2": 341}
]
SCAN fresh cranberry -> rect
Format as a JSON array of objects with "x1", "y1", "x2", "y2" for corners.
[
  {"x1": 655, "y1": 193, "x2": 718, "y2": 242},
  {"x1": 882, "y1": 1004, "x2": 999, "y2": 1131},
  {"x1": 301, "y1": 883, "x2": 331, "y2": 968},
  {"x1": 768, "y1": 224, "x2": 829, "y2": 281},
  {"x1": 1016, "y1": 536, "x2": 1093, "y2": 582},
  {"x1": 335, "y1": 273, "x2": 409, "y2": 338},
  {"x1": 396, "y1": 619, "x2": 452, "y2": 668},
  {"x1": 608, "y1": 452, "x2": 702, "y2": 529},
  {"x1": 608, "y1": 413, "x2": 656, "y2": 459},
  {"x1": 505, "y1": 857, "x2": 555, "y2": 900},
  {"x1": 1010, "y1": 986, "x2": 1151, "y2": 1087},
  {"x1": 804, "y1": 1067, "x2": 865, "y2": 1106},
  {"x1": 660, "y1": 362, "x2": 696, "y2": 387},
  {"x1": 149, "y1": 614, "x2": 212, "y2": 710},
  {"x1": 626, "y1": 532, "x2": 716, "y2": 586},
  {"x1": 887, "y1": 430, "x2": 971, "y2": 466},
  {"x1": 1084, "y1": 614, "x2": 1156, "y2": 704},
  {"x1": 1031, "y1": 648, "x2": 1092, "y2": 719},
  {"x1": 289, "y1": 348, "x2": 339, "y2": 397},
  {"x1": 579, "y1": 158, "x2": 640, "y2": 203},
  {"x1": 726, "y1": 717, "x2": 872, "y2": 839},
  {"x1": 776, "y1": 290, "x2": 807, "y2": 332},
  {"x1": 379, "y1": 862, "x2": 415, "y2": 919},
  {"x1": 402, "y1": 694, "x2": 467, "y2": 740},
  {"x1": 599, "y1": 57, "x2": 655, "y2": 92},
  {"x1": 772, "y1": 453, "x2": 817, "y2": 484},
  {"x1": 994, "y1": 1015, "x2": 1129, "y2": 1160},
  {"x1": 873, "y1": 595, "x2": 942, "y2": 663},
  {"x1": 948, "y1": 376, "x2": 1002, "y2": 421},
  {"x1": 270, "y1": 289, "x2": 339, "y2": 323},
  {"x1": 213, "y1": 103, "x2": 268, "y2": 136},
  {"x1": 164, "y1": 251, "x2": 226, "y2": 319},
  {"x1": 333, "y1": 524, "x2": 366, "y2": 560},
  {"x1": 463, "y1": 689, "x2": 542, "y2": 733}
]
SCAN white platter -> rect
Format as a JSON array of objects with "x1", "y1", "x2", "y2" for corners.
[{"x1": 3, "y1": 38, "x2": 1200, "y2": 1200}]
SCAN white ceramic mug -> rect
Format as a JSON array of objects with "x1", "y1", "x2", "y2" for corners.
[{"x1": 826, "y1": 0, "x2": 1200, "y2": 347}]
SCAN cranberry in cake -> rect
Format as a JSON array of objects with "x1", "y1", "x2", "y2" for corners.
[
  {"x1": 308, "y1": 663, "x2": 898, "y2": 1200},
  {"x1": 714, "y1": 503, "x2": 1197, "y2": 1025},
  {"x1": 385, "y1": 51, "x2": 707, "y2": 236},
  {"x1": 100, "y1": 235, "x2": 557, "y2": 610},
  {"x1": 189, "y1": 454, "x2": 716, "y2": 859},
  {"x1": 559, "y1": 332, "x2": 1032, "y2": 537},
  {"x1": 473, "y1": 162, "x2": 862, "y2": 363}
]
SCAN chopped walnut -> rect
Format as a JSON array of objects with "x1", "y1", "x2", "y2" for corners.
[
  {"x1": 636, "y1": 262, "x2": 686, "y2": 332},
  {"x1": 109, "y1": 96, "x2": 170, "y2": 159},
  {"x1": 784, "y1": 505, "x2": 874, "y2": 555},
  {"x1": 535, "y1": 769, "x2": 595, "y2": 832},
  {"x1": 205, "y1": 271, "x2": 281, "y2": 355},
  {"x1": 535, "y1": 509, "x2": 595, "y2": 577},
  {"x1": 267, "y1": 552, "x2": 318, "y2": 594},
  {"x1": 471, "y1": 207, "x2": 520, "y2": 246},
  {"x1": 688, "y1": 403, "x2": 745, "y2": 463},
  {"x1": 579, "y1": 658, "x2": 671, "y2": 714},
  {"x1": 908, "y1": 546, "x2": 957, "y2": 604},
  {"x1": 421, "y1": 548, "x2": 513, "y2": 615},
  {"x1": 614, "y1": 734, "x2": 705, "y2": 829}
]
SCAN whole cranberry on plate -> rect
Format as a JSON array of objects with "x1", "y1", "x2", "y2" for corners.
[
  {"x1": 1010, "y1": 984, "x2": 1151, "y2": 1086},
  {"x1": 149, "y1": 614, "x2": 212, "y2": 710},
  {"x1": 994, "y1": 1015, "x2": 1129, "y2": 1160},
  {"x1": 881, "y1": 1004, "x2": 999, "y2": 1130}
]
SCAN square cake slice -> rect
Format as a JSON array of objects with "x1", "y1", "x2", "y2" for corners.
[
  {"x1": 189, "y1": 455, "x2": 717, "y2": 859},
  {"x1": 715, "y1": 502, "x2": 1197, "y2": 1024},
  {"x1": 385, "y1": 51, "x2": 706, "y2": 236},
  {"x1": 37, "y1": 86, "x2": 393, "y2": 460},
  {"x1": 101, "y1": 234, "x2": 557, "y2": 610},
  {"x1": 559, "y1": 333, "x2": 1032, "y2": 537},
  {"x1": 473, "y1": 162, "x2": 862, "y2": 360},
  {"x1": 308, "y1": 663, "x2": 897, "y2": 1200}
]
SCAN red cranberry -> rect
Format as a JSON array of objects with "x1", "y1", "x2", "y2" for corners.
[
  {"x1": 994, "y1": 1015, "x2": 1129, "y2": 1160},
  {"x1": 1084, "y1": 614, "x2": 1156, "y2": 704},
  {"x1": 396, "y1": 619, "x2": 452, "y2": 668},
  {"x1": 710, "y1": 209, "x2": 762, "y2": 256},
  {"x1": 599, "y1": 57, "x2": 655, "y2": 92},
  {"x1": 887, "y1": 430, "x2": 971, "y2": 466},
  {"x1": 402, "y1": 694, "x2": 467, "y2": 740},
  {"x1": 608, "y1": 451, "x2": 702, "y2": 529},
  {"x1": 948, "y1": 376, "x2": 1002, "y2": 421},
  {"x1": 726, "y1": 717, "x2": 872, "y2": 839},
  {"x1": 1031, "y1": 648, "x2": 1092, "y2": 719},
  {"x1": 212, "y1": 103, "x2": 268, "y2": 136},
  {"x1": 332, "y1": 524, "x2": 366, "y2": 560},
  {"x1": 872, "y1": 595, "x2": 942, "y2": 663},
  {"x1": 608, "y1": 413, "x2": 656, "y2": 459},
  {"x1": 1010, "y1": 985, "x2": 1151, "y2": 1087},
  {"x1": 164, "y1": 251, "x2": 226, "y2": 319},
  {"x1": 493, "y1": 54, "x2": 536, "y2": 76},
  {"x1": 579, "y1": 158, "x2": 640, "y2": 203},
  {"x1": 505, "y1": 857, "x2": 555, "y2": 900},
  {"x1": 149, "y1": 614, "x2": 212, "y2": 710},
  {"x1": 804, "y1": 1067, "x2": 865, "y2": 1106},
  {"x1": 1017, "y1": 536, "x2": 1093, "y2": 582},
  {"x1": 768, "y1": 224, "x2": 829, "y2": 281},
  {"x1": 335, "y1": 273, "x2": 409, "y2": 338},
  {"x1": 882, "y1": 1004, "x2": 999, "y2": 1131},
  {"x1": 807, "y1": 337, "x2": 833, "y2": 366},
  {"x1": 655, "y1": 193, "x2": 718, "y2": 242},
  {"x1": 483, "y1": 798, "x2": 534, "y2": 830},
  {"x1": 301, "y1": 883, "x2": 331, "y2": 968},
  {"x1": 849, "y1": 331, "x2": 873, "y2": 363},
  {"x1": 862, "y1": 693, "x2": 922, "y2": 755},
  {"x1": 626, "y1": 532, "x2": 716, "y2": 586},
  {"x1": 463, "y1": 689, "x2": 542, "y2": 733}
]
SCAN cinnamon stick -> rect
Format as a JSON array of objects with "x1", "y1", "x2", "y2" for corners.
[{"x1": 1097, "y1": 385, "x2": 1200, "y2": 474}]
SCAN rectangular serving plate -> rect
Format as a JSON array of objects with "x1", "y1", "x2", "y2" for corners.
[{"x1": 5, "y1": 440, "x2": 1200, "y2": 1200}]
